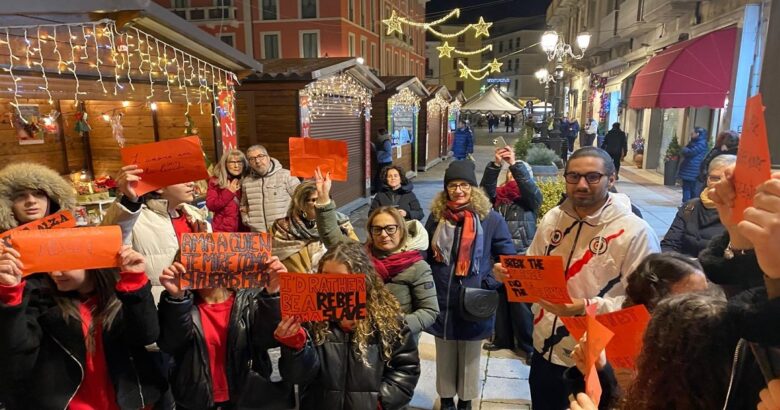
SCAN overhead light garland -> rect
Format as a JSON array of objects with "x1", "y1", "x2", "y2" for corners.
[
  {"x1": 383, "y1": 8, "x2": 491, "y2": 39},
  {"x1": 436, "y1": 42, "x2": 492, "y2": 58},
  {"x1": 457, "y1": 58, "x2": 503, "y2": 80},
  {"x1": 300, "y1": 73, "x2": 372, "y2": 120},
  {"x1": 389, "y1": 88, "x2": 421, "y2": 115}
]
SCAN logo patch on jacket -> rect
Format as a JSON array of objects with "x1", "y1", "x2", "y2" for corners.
[
  {"x1": 588, "y1": 236, "x2": 609, "y2": 255},
  {"x1": 550, "y1": 230, "x2": 563, "y2": 246}
]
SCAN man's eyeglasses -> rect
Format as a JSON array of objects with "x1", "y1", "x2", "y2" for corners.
[
  {"x1": 370, "y1": 224, "x2": 399, "y2": 236},
  {"x1": 707, "y1": 175, "x2": 722, "y2": 183},
  {"x1": 564, "y1": 172, "x2": 606, "y2": 184},
  {"x1": 446, "y1": 183, "x2": 472, "y2": 192},
  {"x1": 247, "y1": 154, "x2": 268, "y2": 163}
]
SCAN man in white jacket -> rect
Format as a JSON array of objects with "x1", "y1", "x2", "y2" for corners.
[
  {"x1": 525, "y1": 147, "x2": 659, "y2": 409},
  {"x1": 582, "y1": 117, "x2": 598, "y2": 148}
]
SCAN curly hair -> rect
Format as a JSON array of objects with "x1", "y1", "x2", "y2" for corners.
[
  {"x1": 429, "y1": 185, "x2": 493, "y2": 221},
  {"x1": 379, "y1": 165, "x2": 409, "y2": 189},
  {"x1": 620, "y1": 290, "x2": 737, "y2": 410},
  {"x1": 308, "y1": 242, "x2": 404, "y2": 364},
  {"x1": 623, "y1": 253, "x2": 704, "y2": 310}
]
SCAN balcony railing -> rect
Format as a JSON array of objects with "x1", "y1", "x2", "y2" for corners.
[
  {"x1": 172, "y1": 6, "x2": 237, "y2": 22},
  {"x1": 643, "y1": 0, "x2": 697, "y2": 23}
]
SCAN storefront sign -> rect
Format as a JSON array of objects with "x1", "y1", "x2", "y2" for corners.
[{"x1": 486, "y1": 78, "x2": 511, "y2": 84}]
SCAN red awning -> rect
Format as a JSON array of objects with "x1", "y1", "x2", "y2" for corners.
[{"x1": 629, "y1": 27, "x2": 737, "y2": 109}]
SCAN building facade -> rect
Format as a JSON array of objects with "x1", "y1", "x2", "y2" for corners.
[
  {"x1": 424, "y1": 24, "x2": 484, "y2": 98},
  {"x1": 155, "y1": 0, "x2": 426, "y2": 77}
]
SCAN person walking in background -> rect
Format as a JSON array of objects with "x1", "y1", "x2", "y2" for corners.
[
  {"x1": 206, "y1": 149, "x2": 248, "y2": 232},
  {"x1": 373, "y1": 128, "x2": 394, "y2": 195},
  {"x1": 487, "y1": 113, "x2": 495, "y2": 133},
  {"x1": 601, "y1": 122, "x2": 628, "y2": 179},
  {"x1": 452, "y1": 120, "x2": 474, "y2": 161},
  {"x1": 582, "y1": 117, "x2": 598, "y2": 147},
  {"x1": 697, "y1": 130, "x2": 739, "y2": 195},
  {"x1": 370, "y1": 165, "x2": 424, "y2": 221},
  {"x1": 241, "y1": 144, "x2": 300, "y2": 232},
  {"x1": 568, "y1": 117, "x2": 580, "y2": 149},
  {"x1": 678, "y1": 127, "x2": 709, "y2": 203},
  {"x1": 560, "y1": 117, "x2": 573, "y2": 155},
  {"x1": 504, "y1": 114, "x2": 511, "y2": 133},
  {"x1": 510, "y1": 114, "x2": 516, "y2": 133}
]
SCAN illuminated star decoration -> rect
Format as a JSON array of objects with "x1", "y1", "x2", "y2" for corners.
[
  {"x1": 472, "y1": 17, "x2": 493, "y2": 38},
  {"x1": 458, "y1": 66, "x2": 470, "y2": 79},
  {"x1": 383, "y1": 10, "x2": 404, "y2": 35},
  {"x1": 437, "y1": 41, "x2": 456, "y2": 58},
  {"x1": 488, "y1": 58, "x2": 503, "y2": 73}
]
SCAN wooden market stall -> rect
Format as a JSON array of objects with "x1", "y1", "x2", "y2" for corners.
[
  {"x1": 417, "y1": 85, "x2": 451, "y2": 171},
  {"x1": 0, "y1": 2, "x2": 261, "y2": 223},
  {"x1": 236, "y1": 58, "x2": 384, "y2": 212},
  {"x1": 371, "y1": 76, "x2": 429, "y2": 179}
]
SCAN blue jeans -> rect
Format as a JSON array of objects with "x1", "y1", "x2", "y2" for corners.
[{"x1": 682, "y1": 179, "x2": 697, "y2": 203}]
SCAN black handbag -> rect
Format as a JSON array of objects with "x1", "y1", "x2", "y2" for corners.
[
  {"x1": 237, "y1": 369, "x2": 295, "y2": 410},
  {"x1": 459, "y1": 285, "x2": 499, "y2": 322}
]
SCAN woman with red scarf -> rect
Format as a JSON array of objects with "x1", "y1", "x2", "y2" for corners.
[
  {"x1": 313, "y1": 168, "x2": 439, "y2": 338},
  {"x1": 426, "y1": 160, "x2": 516, "y2": 410},
  {"x1": 479, "y1": 145, "x2": 542, "y2": 358}
]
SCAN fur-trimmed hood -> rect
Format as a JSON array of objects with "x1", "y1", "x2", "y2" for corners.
[
  {"x1": 0, "y1": 163, "x2": 76, "y2": 232},
  {"x1": 429, "y1": 187, "x2": 492, "y2": 222}
]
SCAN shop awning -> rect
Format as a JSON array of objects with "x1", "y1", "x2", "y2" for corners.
[
  {"x1": 605, "y1": 62, "x2": 647, "y2": 94},
  {"x1": 628, "y1": 27, "x2": 737, "y2": 109},
  {"x1": 460, "y1": 87, "x2": 522, "y2": 115}
]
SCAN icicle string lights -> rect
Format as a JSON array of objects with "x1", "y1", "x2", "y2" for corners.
[
  {"x1": 389, "y1": 88, "x2": 420, "y2": 115},
  {"x1": 300, "y1": 73, "x2": 372, "y2": 120}
]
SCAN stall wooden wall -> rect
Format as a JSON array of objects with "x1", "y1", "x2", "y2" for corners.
[
  {"x1": 0, "y1": 99, "x2": 67, "y2": 173},
  {"x1": 156, "y1": 102, "x2": 216, "y2": 163},
  {"x1": 370, "y1": 95, "x2": 390, "y2": 140},
  {"x1": 85, "y1": 100, "x2": 155, "y2": 178},
  {"x1": 236, "y1": 83, "x2": 300, "y2": 167}
]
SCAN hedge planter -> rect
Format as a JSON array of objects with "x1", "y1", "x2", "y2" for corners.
[{"x1": 663, "y1": 158, "x2": 680, "y2": 186}]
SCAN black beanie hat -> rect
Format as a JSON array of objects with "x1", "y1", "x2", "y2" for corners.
[{"x1": 444, "y1": 160, "x2": 478, "y2": 188}]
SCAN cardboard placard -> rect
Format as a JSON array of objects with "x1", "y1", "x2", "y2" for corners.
[
  {"x1": 11, "y1": 226, "x2": 122, "y2": 276},
  {"x1": 178, "y1": 232, "x2": 272, "y2": 289},
  {"x1": 500, "y1": 255, "x2": 572, "y2": 304},
  {"x1": 733, "y1": 94, "x2": 771, "y2": 223},
  {"x1": 280, "y1": 272, "x2": 367, "y2": 322},
  {"x1": 120, "y1": 136, "x2": 209, "y2": 196},
  {"x1": 288, "y1": 137, "x2": 348, "y2": 181},
  {"x1": 0, "y1": 210, "x2": 76, "y2": 247}
]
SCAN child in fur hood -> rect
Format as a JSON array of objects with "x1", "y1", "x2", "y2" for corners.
[{"x1": 0, "y1": 162, "x2": 76, "y2": 233}]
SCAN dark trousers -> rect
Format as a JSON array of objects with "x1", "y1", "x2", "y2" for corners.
[
  {"x1": 582, "y1": 133, "x2": 596, "y2": 147},
  {"x1": 682, "y1": 179, "x2": 698, "y2": 203},
  {"x1": 492, "y1": 287, "x2": 534, "y2": 354},
  {"x1": 529, "y1": 353, "x2": 571, "y2": 410},
  {"x1": 566, "y1": 135, "x2": 576, "y2": 152},
  {"x1": 612, "y1": 155, "x2": 622, "y2": 177}
]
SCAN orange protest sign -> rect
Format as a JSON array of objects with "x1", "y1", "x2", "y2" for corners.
[
  {"x1": 120, "y1": 136, "x2": 209, "y2": 196},
  {"x1": 597, "y1": 304, "x2": 650, "y2": 370},
  {"x1": 558, "y1": 304, "x2": 597, "y2": 341},
  {"x1": 178, "y1": 232, "x2": 272, "y2": 289},
  {"x1": 733, "y1": 94, "x2": 771, "y2": 223},
  {"x1": 280, "y1": 272, "x2": 367, "y2": 322},
  {"x1": 500, "y1": 255, "x2": 572, "y2": 304},
  {"x1": 11, "y1": 226, "x2": 122, "y2": 276},
  {"x1": 584, "y1": 311, "x2": 614, "y2": 408},
  {"x1": 288, "y1": 137, "x2": 348, "y2": 181},
  {"x1": 0, "y1": 210, "x2": 76, "y2": 247}
]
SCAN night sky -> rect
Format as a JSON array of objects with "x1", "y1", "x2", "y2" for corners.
[{"x1": 426, "y1": 0, "x2": 551, "y2": 22}]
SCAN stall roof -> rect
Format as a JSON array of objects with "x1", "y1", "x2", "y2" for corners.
[
  {"x1": 426, "y1": 85, "x2": 452, "y2": 101},
  {"x1": 0, "y1": 0, "x2": 262, "y2": 75},
  {"x1": 245, "y1": 58, "x2": 384, "y2": 91},
  {"x1": 378, "y1": 76, "x2": 429, "y2": 97},
  {"x1": 461, "y1": 87, "x2": 522, "y2": 114}
]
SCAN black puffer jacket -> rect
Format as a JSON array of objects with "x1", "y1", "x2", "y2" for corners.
[
  {"x1": 660, "y1": 199, "x2": 725, "y2": 258},
  {"x1": 279, "y1": 323, "x2": 420, "y2": 410},
  {"x1": 157, "y1": 289, "x2": 293, "y2": 410},
  {"x1": 698, "y1": 232, "x2": 765, "y2": 294},
  {"x1": 480, "y1": 161, "x2": 542, "y2": 254},
  {"x1": 370, "y1": 182, "x2": 425, "y2": 221},
  {"x1": 0, "y1": 275, "x2": 167, "y2": 410}
]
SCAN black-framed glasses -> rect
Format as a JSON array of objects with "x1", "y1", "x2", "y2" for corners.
[
  {"x1": 564, "y1": 172, "x2": 606, "y2": 184},
  {"x1": 247, "y1": 154, "x2": 268, "y2": 162},
  {"x1": 446, "y1": 182, "x2": 472, "y2": 192},
  {"x1": 370, "y1": 224, "x2": 399, "y2": 236}
]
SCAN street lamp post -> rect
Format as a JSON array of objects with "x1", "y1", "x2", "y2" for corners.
[
  {"x1": 535, "y1": 68, "x2": 555, "y2": 120},
  {"x1": 539, "y1": 30, "x2": 590, "y2": 119}
]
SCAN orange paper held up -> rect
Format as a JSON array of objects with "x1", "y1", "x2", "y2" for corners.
[
  {"x1": 11, "y1": 226, "x2": 122, "y2": 276},
  {"x1": 280, "y1": 272, "x2": 367, "y2": 322},
  {"x1": 597, "y1": 304, "x2": 651, "y2": 370},
  {"x1": 120, "y1": 136, "x2": 209, "y2": 196},
  {"x1": 500, "y1": 255, "x2": 572, "y2": 304},
  {"x1": 0, "y1": 210, "x2": 76, "y2": 247},
  {"x1": 288, "y1": 137, "x2": 348, "y2": 181},
  {"x1": 178, "y1": 232, "x2": 273, "y2": 289},
  {"x1": 584, "y1": 311, "x2": 614, "y2": 408},
  {"x1": 733, "y1": 94, "x2": 771, "y2": 223}
]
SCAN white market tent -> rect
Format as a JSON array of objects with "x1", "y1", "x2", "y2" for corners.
[{"x1": 461, "y1": 87, "x2": 523, "y2": 115}]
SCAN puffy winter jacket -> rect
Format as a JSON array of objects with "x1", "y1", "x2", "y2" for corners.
[
  {"x1": 480, "y1": 161, "x2": 542, "y2": 254},
  {"x1": 0, "y1": 162, "x2": 76, "y2": 233},
  {"x1": 451, "y1": 127, "x2": 474, "y2": 159},
  {"x1": 660, "y1": 199, "x2": 725, "y2": 258},
  {"x1": 316, "y1": 200, "x2": 439, "y2": 334},
  {"x1": 678, "y1": 136, "x2": 709, "y2": 181},
  {"x1": 279, "y1": 323, "x2": 420, "y2": 410},
  {"x1": 241, "y1": 158, "x2": 301, "y2": 232},
  {"x1": 376, "y1": 134, "x2": 393, "y2": 165},
  {"x1": 527, "y1": 193, "x2": 660, "y2": 366},
  {"x1": 157, "y1": 289, "x2": 293, "y2": 410},
  {"x1": 369, "y1": 182, "x2": 424, "y2": 221},
  {"x1": 0, "y1": 275, "x2": 168, "y2": 410},
  {"x1": 206, "y1": 177, "x2": 245, "y2": 233}
]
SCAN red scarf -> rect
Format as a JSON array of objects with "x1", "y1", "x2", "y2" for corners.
[
  {"x1": 495, "y1": 180, "x2": 521, "y2": 207},
  {"x1": 371, "y1": 249, "x2": 423, "y2": 282},
  {"x1": 443, "y1": 201, "x2": 477, "y2": 277}
]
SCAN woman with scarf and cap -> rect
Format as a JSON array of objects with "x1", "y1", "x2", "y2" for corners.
[
  {"x1": 478, "y1": 146, "x2": 542, "y2": 359},
  {"x1": 426, "y1": 160, "x2": 516, "y2": 410},
  {"x1": 313, "y1": 168, "x2": 439, "y2": 338},
  {"x1": 272, "y1": 181, "x2": 358, "y2": 273}
]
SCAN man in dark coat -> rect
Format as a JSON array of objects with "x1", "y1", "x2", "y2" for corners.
[{"x1": 601, "y1": 122, "x2": 628, "y2": 179}]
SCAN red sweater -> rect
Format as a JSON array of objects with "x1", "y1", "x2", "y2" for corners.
[
  {"x1": 206, "y1": 177, "x2": 244, "y2": 233},
  {"x1": 197, "y1": 293, "x2": 235, "y2": 403}
]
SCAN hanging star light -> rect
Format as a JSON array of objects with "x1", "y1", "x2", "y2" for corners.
[
  {"x1": 457, "y1": 59, "x2": 501, "y2": 80},
  {"x1": 458, "y1": 67, "x2": 470, "y2": 79},
  {"x1": 438, "y1": 42, "x2": 492, "y2": 58},
  {"x1": 436, "y1": 41, "x2": 456, "y2": 58},
  {"x1": 488, "y1": 58, "x2": 503, "y2": 73},
  {"x1": 383, "y1": 10, "x2": 404, "y2": 35},
  {"x1": 472, "y1": 17, "x2": 493, "y2": 38},
  {"x1": 382, "y1": 7, "x2": 493, "y2": 40}
]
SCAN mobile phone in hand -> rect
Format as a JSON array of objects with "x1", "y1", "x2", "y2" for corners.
[{"x1": 492, "y1": 136, "x2": 507, "y2": 148}]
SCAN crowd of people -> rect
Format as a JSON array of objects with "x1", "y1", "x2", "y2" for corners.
[{"x1": 0, "y1": 123, "x2": 778, "y2": 410}]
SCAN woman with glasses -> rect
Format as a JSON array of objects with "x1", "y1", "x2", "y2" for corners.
[
  {"x1": 207, "y1": 149, "x2": 248, "y2": 232},
  {"x1": 313, "y1": 168, "x2": 439, "y2": 338},
  {"x1": 272, "y1": 181, "x2": 358, "y2": 273},
  {"x1": 370, "y1": 165, "x2": 424, "y2": 221},
  {"x1": 661, "y1": 155, "x2": 736, "y2": 258},
  {"x1": 426, "y1": 160, "x2": 516, "y2": 410}
]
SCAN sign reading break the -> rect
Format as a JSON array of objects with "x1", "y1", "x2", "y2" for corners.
[
  {"x1": 12, "y1": 226, "x2": 122, "y2": 276},
  {"x1": 280, "y1": 272, "x2": 367, "y2": 322},
  {"x1": 500, "y1": 255, "x2": 572, "y2": 304},
  {"x1": 120, "y1": 136, "x2": 209, "y2": 196},
  {"x1": 0, "y1": 210, "x2": 76, "y2": 247},
  {"x1": 178, "y1": 232, "x2": 273, "y2": 289}
]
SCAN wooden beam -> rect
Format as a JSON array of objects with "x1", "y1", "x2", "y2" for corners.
[
  {"x1": 54, "y1": 100, "x2": 70, "y2": 174},
  {"x1": 90, "y1": 11, "x2": 141, "y2": 29},
  {"x1": 235, "y1": 70, "x2": 255, "y2": 81}
]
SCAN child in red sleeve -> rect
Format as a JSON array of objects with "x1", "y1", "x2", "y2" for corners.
[
  {"x1": 156, "y1": 255, "x2": 295, "y2": 410},
  {"x1": 0, "y1": 245, "x2": 168, "y2": 410}
]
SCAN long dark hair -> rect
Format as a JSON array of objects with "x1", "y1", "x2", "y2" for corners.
[
  {"x1": 623, "y1": 253, "x2": 703, "y2": 310},
  {"x1": 52, "y1": 268, "x2": 122, "y2": 352}
]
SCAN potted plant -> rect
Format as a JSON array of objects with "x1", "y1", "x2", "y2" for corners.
[
  {"x1": 525, "y1": 144, "x2": 560, "y2": 182},
  {"x1": 663, "y1": 135, "x2": 682, "y2": 186},
  {"x1": 631, "y1": 136, "x2": 645, "y2": 168}
]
